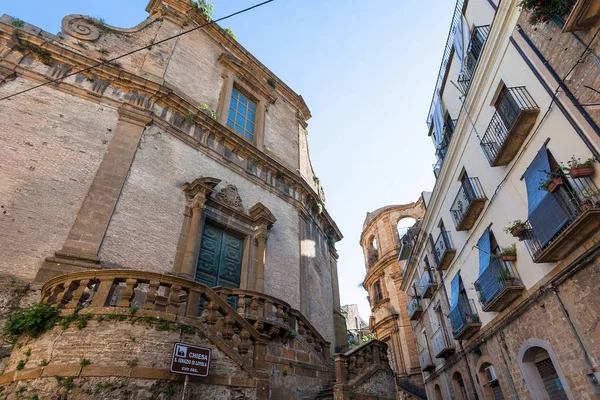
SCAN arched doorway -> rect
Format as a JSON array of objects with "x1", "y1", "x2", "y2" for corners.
[
  {"x1": 477, "y1": 361, "x2": 505, "y2": 400},
  {"x1": 452, "y1": 371, "x2": 469, "y2": 400},
  {"x1": 434, "y1": 384, "x2": 443, "y2": 400},
  {"x1": 519, "y1": 339, "x2": 574, "y2": 400}
]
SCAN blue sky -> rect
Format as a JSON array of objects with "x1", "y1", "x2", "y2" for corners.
[{"x1": 2, "y1": 0, "x2": 454, "y2": 321}]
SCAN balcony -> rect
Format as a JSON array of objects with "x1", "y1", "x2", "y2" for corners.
[
  {"x1": 480, "y1": 87, "x2": 540, "y2": 167},
  {"x1": 408, "y1": 298, "x2": 423, "y2": 321},
  {"x1": 449, "y1": 299, "x2": 481, "y2": 341},
  {"x1": 457, "y1": 25, "x2": 490, "y2": 94},
  {"x1": 563, "y1": 0, "x2": 600, "y2": 32},
  {"x1": 451, "y1": 177, "x2": 486, "y2": 231},
  {"x1": 419, "y1": 347, "x2": 435, "y2": 372},
  {"x1": 474, "y1": 257, "x2": 524, "y2": 312},
  {"x1": 432, "y1": 230, "x2": 456, "y2": 270},
  {"x1": 431, "y1": 326, "x2": 455, "y2": 359},
  {"x1": 521, "y1": 175, "x2": 600, "y2": 263},
  {"x1": 433, "y1": 121, "x2": 455, "y2": 178},
  {"x1": 399, "y1": 227, "x2": 419, "y2": 262},
  {"x1": 419, "y1": 270, "x2": 438, "y2": 299}
]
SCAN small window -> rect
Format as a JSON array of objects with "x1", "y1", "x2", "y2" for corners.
[
  {"x1": 227, "y1": 87, "x2": 257, "y2": 142},
  {"x1": 373, "y1": 280, "x2": 383, "y2": 303}
]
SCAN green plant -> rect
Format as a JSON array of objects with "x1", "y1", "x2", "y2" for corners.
[
  {"x1": 315, "y1": 203, "x2": 323, "y2": 215},
  {"x1": 197, "y1": 104, "x2": 217, "y2": 120},
  {"x1": 192, "y1": 0, "x2": 214, "y2": 21},
  {"x1": 31, "y1": 394, "x2": 39, "y2": 400},
  {"x1": 465, "y1": 313, "x2": 480, "y2": 323},
  {"x1": 497, "y1": 267, "x2": 518, "y2": 283},
  {"x1": 288, "y1": 330, "x2": 296, "y2": 340},
  {"x1": 276, "y1": 171, "x2": 284, "y2": 181},
  {"x1": 2, "y1": 303, "x2": 60, "y2": 341},
  {"x1": 39, "y1": 359, "x2": 49, "y2": 367},
  {"x1": 499, "y1": 244, "x2": 516, "y2": 257},
  {"x1": 163, "y1": 383, "x2": 177, "y2": 396},
  {"x1": 519, "y1": 0, "x2": 574, "y2": 24},
  {"x1": 60, "y1": 376, "x2": 74, "y2": 390},
  {"x1": 85, "y1": 17, "x2": 116, "y2": 34},
  {"x1": 503, "y1": 220, "x2": 525, "y2": 235},
  {"x1": 349, "y1": 390, "x2": 355, "y2": 399},
  {"x1": 184, "y1": 111, "x2": 195, "y2": 124},
  {"x1": 127, "y1": 358, "x2": 139, "y2": 367},
  {"x1": 80, "y1": 358, "x2": 91, "y2": 368},
  {"x1": 16, "y1": 360, "x2": 26, "y2": 370},
  {"x1": 130, "y1": 337, "x2": 136, "y2": 342},
  {"x1": 267, "y1": 78, "x2": 276, "y2": 89},
  {"x1": 98, "y1": 48, "x2": 109, "y2": 55},
  {"x1": 24, "y1": 348, "x2": 31, "y2": 357},
  {"x1": 562, "y1": 155, "x2": 595, "y2": 170},
  {"x1": 282, "y1": 369, "x2": 288, "y2": 376},
  {"x1": 14, "y1": 43, "x2": 53, "y2": 65},
  {"x1": 11, "y1": 19, "x2": 24, "y2": 27},
  {"x1": 477, "y1": 292, "x2": 486, "y2": 304},
  {"x1": 129, "y1": 305, "x2": 139, "y2": 318},
  {"x1": 17, "y1": 386, "x2": 25, "y2": 394},
  {"x1": 224, "y1": 28, "x2": 237, "y2": 40}
]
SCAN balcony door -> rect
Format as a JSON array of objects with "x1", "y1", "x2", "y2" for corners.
[{"x1": 195, "y1": 221, "x2": 244, "y2": 290}]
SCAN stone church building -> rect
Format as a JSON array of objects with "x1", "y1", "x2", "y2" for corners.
[{"x1": 0, "y1": 1, "x2": 396, "y2": 398}]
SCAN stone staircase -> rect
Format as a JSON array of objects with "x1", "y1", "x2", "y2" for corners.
[{"x1": 314, "y1": 379, "x2": 335, "y2": 399}]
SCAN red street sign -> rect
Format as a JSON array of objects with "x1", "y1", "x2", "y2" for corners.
[{"x1": 170, "y1": 342, "x2": 211, "y2": 377}]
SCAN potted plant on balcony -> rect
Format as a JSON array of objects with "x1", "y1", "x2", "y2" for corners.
[
  {"x1": 504, "y1": 220, "x2": 526, "y2": 238},
  {"x1": 497, "y1": 267, "x2": 519, "y2": 287},
  {"x1": 465, "y1": 313, "x2": 480, "y2": 324},
  {"x1": 579, "y1": 190, "x2": 600, "y2": 211},
  {"x1": 519, "y1": 0, "x2": 575, "y2": 24},
  {"x1": 539, "y1": 172, "x2": 564, "y2": 193},
  {"x1": 498, "y1": 244, "x2": 517, "y2": 262},
  {"x1": 562, "y1": 156, "x2": 595, "y2": 179}
]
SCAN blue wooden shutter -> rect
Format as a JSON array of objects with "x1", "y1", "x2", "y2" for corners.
[
  {"x1": 477, "y1": 229, "x2": 491, "y2": 275},
  {"x1": 523, "y1": 147, "x2": 569, "y2": 246},
  {"x1": 450, "y1": 273, "x2": 461, "y2": 310}
]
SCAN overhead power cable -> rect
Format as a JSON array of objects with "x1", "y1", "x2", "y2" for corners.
[{"x1": 0, "y1": 0, "x2": 274, "y2": 102}]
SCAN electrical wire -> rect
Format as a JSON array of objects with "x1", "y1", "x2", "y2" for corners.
[{"x1": 0, "y1": 0, "x2": 274, "y2": 103}]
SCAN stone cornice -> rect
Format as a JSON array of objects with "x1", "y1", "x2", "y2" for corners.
[
  {"x1": 0, "y1": 22, "x2": 341, "y2": 241},
  {"x1": 363, "y1": 250, "x2": 400, "y2": 287},
  {"x1": 145, "y1": 0, "x2": 312, "y2": 122},
  {"x1": 219, "y1": 53, "x2": 277, "y2": 104}
]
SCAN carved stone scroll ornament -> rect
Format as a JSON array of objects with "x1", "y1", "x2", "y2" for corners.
[
  {"x1": 215, "y1": 184, "x2": 244, "y2": 212},
  {"x1": 62, "y1": 15, "x2": 101, "y2": 42}
]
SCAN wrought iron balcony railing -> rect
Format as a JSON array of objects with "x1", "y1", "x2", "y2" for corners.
[
  {"x1": 432, "y1": 230, "x2": 456, "y2": 271},
  {"x1": 480, "y1": 87, "x2": 540, "y2": 167},
  {"x1": 450, "y1": 177, "x2": 486, "y2": 231},
  {"x1": 431, "y1": 325, "x2": 456, "y2": 359},
  {"x1": 419, "y1": 347, "x2": 435, "y2": 372},
  {"x1": 419, "y1": 270, "x2": 438, "y2": 299},
  {"x1": 474, "y1": 257, "x2": 524, "y2": 312},
  {"x1": 457, "y1": 25, "x2": 491, "y2": 94},
  {"x1": 520, "y1": 174, "x2": 600, "y2": 263},
  {"x1": 449, "y1": 298, "x2": 481, "y2": 341},
  {"x1": 408, "y1": 298, "x2": 423, "y2": 321},
  {"x1": 433, "y1": 120, "x2": 456, "y2": 178}
]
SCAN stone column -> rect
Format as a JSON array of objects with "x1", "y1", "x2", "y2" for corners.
[
  {"x1": 180, "y1": 178, "x2": 220, "y2": 279},
  {"x1": 254, "y1": 227, "x2": 269, "y2": 292},
  {"x1": 330, "y1": 246, "x2": 349, "y2": 349}
]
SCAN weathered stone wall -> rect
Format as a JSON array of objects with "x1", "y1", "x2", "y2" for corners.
[
  {"x1": 0, "y1": 319, "x2": 258, "y2": 400},
  {"x1": 353, "y1": 369, "x2": 396, "y2": 400},
  {"x1": 0, "y1": 78, "x2": 118, "y2": 281},
  {"x1": 99, "y1": 125, "x2": 305, "y2": 312}
]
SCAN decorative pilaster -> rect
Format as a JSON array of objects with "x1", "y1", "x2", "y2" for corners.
[
  {"x1": 35, "y1": 106, "x2": 153, "y2": 283},
  {"x1": 180, "y1": 177, "x2": 221, "y2": 279},
  {"x1": 254, "y1": 228, "x2": 269, "y2": 292}
]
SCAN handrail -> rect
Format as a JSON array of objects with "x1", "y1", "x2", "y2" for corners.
[
  {"x1": 335, "y1": 339, "x2": 391, "y2": 385},
  {"x1": 212, "y1": 287, "x2": 331, "y2": 359},
  {"x1": 433, "y1": 230, "x2": 454, "y2": 266},
  {"x1": 450, "y1": 177, "x2": 486, "y2": 228}
]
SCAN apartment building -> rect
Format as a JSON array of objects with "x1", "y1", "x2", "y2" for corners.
[{"x1": 401, "y1": 0, "x2": 600, "y2": 399}]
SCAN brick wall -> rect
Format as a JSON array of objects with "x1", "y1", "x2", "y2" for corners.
[{"x1": 0, "y1": 78, "x2": 118, "y2": 280}]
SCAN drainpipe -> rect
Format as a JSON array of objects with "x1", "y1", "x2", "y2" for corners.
[
  {"x1": 496, "y1": 333, "x2": 520, "y2": 400},
  {"x1": 550, "y1": 285, "x2": 598, "y2": 385},
  {"x1": 437, "y1": 269, "x2": 480, "y2": 400}
]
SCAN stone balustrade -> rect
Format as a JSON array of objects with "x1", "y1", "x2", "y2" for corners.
[
  {"x1": 213, "y1": 287, "x2": 331, "y2": 360},
  {"x1": 40, "y1": 269, "x2": 269, "y2": 369},
  {"x1": 333, "y1": 339, "x2": 390, "y2": 385}
]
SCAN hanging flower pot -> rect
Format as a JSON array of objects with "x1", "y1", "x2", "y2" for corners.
[
  {"x1": 509, "y1": 224, "x2": 526, "y2": 238},
  {"x1": 546, "y1": 177, "x2": 564, "y2": 193},
  {"x1": 501, "y1": 254, "x2": 517, "y2": 262},
  {"x1": 569, "y1": 166, "x2": 594, "y2": 179}
]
